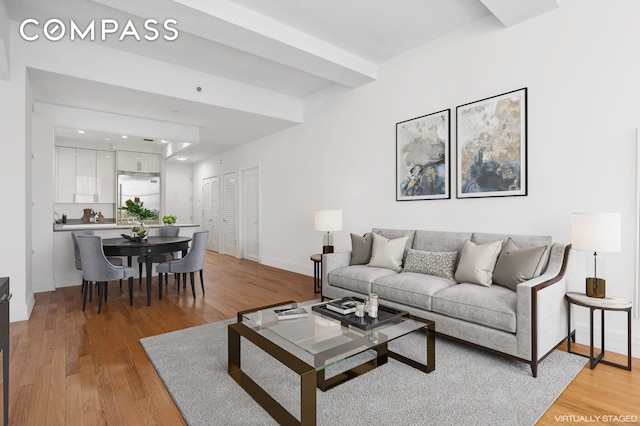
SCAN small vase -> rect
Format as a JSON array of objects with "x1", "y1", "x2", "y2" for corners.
[{"x1": 132, "y1": 221, "x2": 149, "y2": 240}]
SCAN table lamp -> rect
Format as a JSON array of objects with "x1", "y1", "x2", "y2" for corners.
[
  {"x1": 571, "y1": 212, "x2": 621, "y2": 298},
  {"x1": 314, "y1": 210, "x2": 342, "y2": 254}
]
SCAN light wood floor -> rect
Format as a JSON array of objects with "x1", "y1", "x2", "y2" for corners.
[{"x1": 4, "y1": 252, "x2": 639, "y2": 425}]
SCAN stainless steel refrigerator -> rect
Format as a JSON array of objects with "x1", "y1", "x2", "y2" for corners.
[{"x1": 118, "y1": 172, "x2": 161, "y2": 222}]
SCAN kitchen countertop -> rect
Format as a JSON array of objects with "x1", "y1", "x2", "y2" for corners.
[{"x1": 53, "y1": 222, "x2": 199, "y2": 232}]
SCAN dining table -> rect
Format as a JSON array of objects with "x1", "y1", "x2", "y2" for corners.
[{"x1": 102, "y1": 236, "x2": 192, "y2": 306}]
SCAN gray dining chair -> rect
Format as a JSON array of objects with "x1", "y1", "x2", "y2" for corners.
[
  {"x1": 76, "y1": 235, "x2": 136, "y2": 313},
  {"x1": 156, "y1": 231, "x2": 208, "y2": 299},
  {"x1": 136, "y1": 226, "x2": 180, "y2": 286},
  {"x1": 71, "y1": 230, "x2": 124, "y2": 301}
]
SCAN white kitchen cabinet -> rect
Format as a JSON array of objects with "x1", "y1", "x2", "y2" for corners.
[
  {"x1": 75, "y1": 148, "x2": 97, "y2": 203},
  {"x1": 117, "y1": 151, "x2": 161, "y2": 173},
  {"x1": 139, "y1": 153, "x2": 160, "y2": 173},
  {"x1": 117, "y1": 151, "x2": 140, "y2": 172},
  {"x1": 56, "y1": 147, "x2": 76, "y2": 203},
  {"x1": 55, "y1": 147, "x2": 116, "y2": 203},
  {"x1": 96, "y1": 150, "x2": 115, "y2": 203}
]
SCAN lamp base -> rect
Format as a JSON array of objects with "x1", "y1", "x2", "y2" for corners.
[
  {"x1": 586, "y1": 277, "x2": 606, "y2": 298},
  {"x1": 322, "y1": 245, "x2": 334, "y2": 254}
]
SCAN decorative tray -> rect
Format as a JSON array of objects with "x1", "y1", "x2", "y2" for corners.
[
  {"x1": 312, "y1": 298, "x2": 409, "y2": 331},
  {"x1": 120, "y1": 234, "x2": 143, "y2": 242}
]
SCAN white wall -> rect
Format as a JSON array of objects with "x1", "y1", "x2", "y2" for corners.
[
  {"x1": 31, "y1": 114, "x2": 55, "y2": 292},
  {"x1": 0, "y1": 33, "x2": 33, "y2": 321},
  {"x1": 193, "y1": 0, "x2": 640, "y2": 356}
]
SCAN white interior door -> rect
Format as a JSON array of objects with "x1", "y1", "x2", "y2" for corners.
[
  {"x1": 203, "y1": 176, "x2": 220, "y2": 252},
  {"x1": 222, "y1": 172, "x2": 238, "y2": 257},
  {"x1": 166, "y1": 173, "x2": 192, "y2": 224},
  {"x1": 241, "y1": 167, "x2": 260, "y2": 262}
]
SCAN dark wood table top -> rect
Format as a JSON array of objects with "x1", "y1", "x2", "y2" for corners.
[{"x1": 102, "y1": 236, "x2": 192, "y2": 256}]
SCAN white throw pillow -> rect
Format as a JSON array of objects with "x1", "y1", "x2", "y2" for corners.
[
  {"x1": 454, "y1": 240, "x2": 503, "y2": 286},
  {"x1": 367, "y1": 233, "x2": 408, "y2": 272}
]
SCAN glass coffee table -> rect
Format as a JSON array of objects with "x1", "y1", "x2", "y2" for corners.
[{"x1": 228, "y1": 300, "x2": 435, "y2": 425}]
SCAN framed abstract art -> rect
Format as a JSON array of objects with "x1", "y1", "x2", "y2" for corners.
[
  {"x1": 456, "y1": 88, "x2": 527, "y2": 199},
  {"x1": 396, "y1": 109, "x2": 451, "y2": 201}
]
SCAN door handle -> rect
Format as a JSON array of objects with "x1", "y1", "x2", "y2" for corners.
[{"x1": 0, "y1": 293, "x2": 12, "y2": 304}]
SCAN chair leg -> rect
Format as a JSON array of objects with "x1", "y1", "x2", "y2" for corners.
[
  {"x1": 176, "y1": 273, "x2": 180, "y2": 291},
  {"x1": 159, "y1": 273, "x2": 163, "y2": 300},
  {"x1": 119, "y1": 279, "x2": 122, "y2": 288},
  {"x1": 139, "y1": 263, "x2": 143, "y2": 286},
  {"x1": 89, "y1": 281, "x2": 93, "y2": 303},
  {"x1": 128, "y1": 277, "x2": 133, "y2": 306},
  {"x1": 190, "y1": 272, "x2": 195, "y2": 299},
  {"x1": 82, "y1": 281, "x2": 89, "y2": 311},
  {"x1": 81, "y1": 278, "x2": 85, "y2": 293},
  {"x1": 183, "y1": 273, "x2": 187, "y2": 289},
  {"x1": 97, "y1": 282, "x2": 104, "y2": 314},
  {"x1": 200, "y1": 270, "x2": 205, "y2": 294},
  {"x1": 104, "y1": 281, "x2": 108, "y2": 302}
]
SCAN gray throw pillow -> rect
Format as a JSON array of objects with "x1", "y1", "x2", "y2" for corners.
[
  {"x1": 403, "y1": 249, "x2": 457, "y2": 279},
  {"x1": 493, "y1": 242, "x2": 548, "y2": 291},
  {"x1": 454, "y1": 239, "x2": 502, "y2": 286},
  {"x1": 350, "y1": 233, "x2": 373, "y2": 265},
  {"x1": 367, "y1": 233, "x2": 408, "y2": 272}
]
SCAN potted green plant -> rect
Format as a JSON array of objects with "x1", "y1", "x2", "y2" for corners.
[{"x1": 120, "y1": 197, "x2": 159, "y2": 239}]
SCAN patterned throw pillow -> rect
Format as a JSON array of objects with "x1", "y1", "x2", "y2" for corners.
[{"x1": 403, "y1": 249, "x2": 457, "y2": 279}]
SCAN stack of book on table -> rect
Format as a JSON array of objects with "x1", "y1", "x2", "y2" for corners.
[
  {"x1": 274, "y1": 307, "x2": 308, "y2": 320},
  {"x1": 325, "y1": 298, "x2": 358, "y2": 315}
]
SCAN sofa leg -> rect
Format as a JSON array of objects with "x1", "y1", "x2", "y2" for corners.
[{"x1": 530, "y1": 361, "x2": 538, "y2": 378}]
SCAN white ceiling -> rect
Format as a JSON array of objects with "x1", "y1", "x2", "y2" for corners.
[{"x1": 4, "y1": 0, "x2": 558, "y2": 163}]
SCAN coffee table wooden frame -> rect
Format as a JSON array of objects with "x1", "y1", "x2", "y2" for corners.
[{"x1": 228, "y1": 301, "x2": 435, "y2": 426}]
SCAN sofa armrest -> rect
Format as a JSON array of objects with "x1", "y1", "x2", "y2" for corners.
[
  {"x1": 321, "y1": 251, "x2": 351, "y2": 285},
  {"x1": 516, "y1": 243, "x2": 572, "y2": 375}
]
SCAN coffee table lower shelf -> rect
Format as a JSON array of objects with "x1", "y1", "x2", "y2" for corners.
[{"x1": 228, "y1": 312, "x2": 435, "y2": 426}]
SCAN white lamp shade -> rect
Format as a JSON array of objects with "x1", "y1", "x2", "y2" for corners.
[
  {"x1": 314, "y1": 210, "x2": 342, "y2": 232},
  {"x1": 571, "y1": 212, "x2": 621, "y2": 252}
]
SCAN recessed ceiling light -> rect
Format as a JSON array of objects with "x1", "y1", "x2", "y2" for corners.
[
  {"x1": 121, "y1": 135, "x2": 128, "y2": 139},
  {"x1": 77, "y1": 130, "x2": 85, "y2": 134},
  {"x1": 105, "y1": 138, "x2": 110, "y2": 141},
  {"x1": 176, "y1": 156, "x2": 188, "y2": 161}
]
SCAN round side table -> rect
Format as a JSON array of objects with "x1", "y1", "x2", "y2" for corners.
[
  {"x1": 565, "y1": 291, "x2": 632, "y2": 370},
  {"x1": 310, "y1": 254, "x2": 322, "y2": 294}
]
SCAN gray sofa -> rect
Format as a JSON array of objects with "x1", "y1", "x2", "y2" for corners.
[{"x1": 321, "y1": 228, "x2": 573, "y2": 377}]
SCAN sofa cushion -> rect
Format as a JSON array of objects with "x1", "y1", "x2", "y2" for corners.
[
  {"x1": 403, "y1": 249, "x2": 457, "y2": 279},
  {"x1": 372, "y1": 228, "x2": 415, "y2": 262},
  {"x1": 493, "y1": 240, "x2": 548, "y2": 291},
  {"x1": 350, "y1": 233, "x2": 373, "y2": 265},
  {"x1": 367, "y1": 233, "x2": 408, "y2": 272},
  {"x1": 329, "y1": 265, "x2": 398, "y2": 294},
  {"x1": 372, "y1": 272, "x2": 457, "y2": 311},
  {"x1": 454, "y1": 240, "x2": 502, "y2": 286},
  {"x1": 471, "y1": 232, "x2": 552, "y2": 276},
  {"x1": 431, "y1": 283, "x2": 517, "y2": 333},
  {"x1": 412, "y1": 230, "x2": 472, "y2": 253}
]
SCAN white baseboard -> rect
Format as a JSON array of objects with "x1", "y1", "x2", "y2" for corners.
[
  {"x1": 10, "y1": 292, "x2": 35, "y2": 322},
  {"x1": 572, "y1": 321, "x2": 639, "y2": 359},
  {"x1": 259, "y1": 257, "x2": 311, "y2": 278}
]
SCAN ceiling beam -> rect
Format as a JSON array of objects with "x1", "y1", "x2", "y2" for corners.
[
  {"x1": 91, "y1": 0, "x2": 377, "y2": 88},
  {"x1": 34, "y1": 102, "x2": 201, "y2": 144},
  {"x1": 480, "y1": 0, "x2": 559, "y2": 27}
]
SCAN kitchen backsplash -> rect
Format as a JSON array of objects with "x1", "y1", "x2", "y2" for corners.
[{"x1": 54, "y1": 203, "x2": 116, "y2": 222}]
